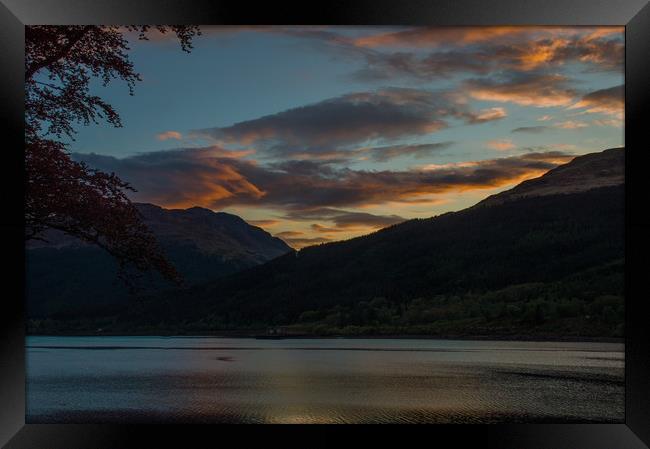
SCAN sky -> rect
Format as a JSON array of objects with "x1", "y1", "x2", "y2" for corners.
[{"x1": 68, "y1": 26, "x2": 624, "y2": 249}]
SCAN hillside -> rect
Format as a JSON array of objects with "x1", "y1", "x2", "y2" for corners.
[
  {"x1": 26, "y1": 203, "x2": 291, "y2": 318},
  {"x1": 477, "y1": 147, "x2": 624, "y2": 207}
]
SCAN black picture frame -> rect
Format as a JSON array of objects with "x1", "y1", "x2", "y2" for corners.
[{"x1": 1, "y1": 0, "x2": 649, "y2": 447}]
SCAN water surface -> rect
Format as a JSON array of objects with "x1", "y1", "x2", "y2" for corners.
[{"x1": 26, "y1": 336, "x2": 624, "y2": 423}]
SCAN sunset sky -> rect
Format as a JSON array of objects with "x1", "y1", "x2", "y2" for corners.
[{"x1": 68, "y1": 26, "x2": 624, "y2": 248}]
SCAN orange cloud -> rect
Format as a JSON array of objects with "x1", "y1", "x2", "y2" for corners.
[
  {"x1": 311, "y1": 223, "x2": 346, "y2": 233},
  {"x1": 249, "y1": 219, "x2": 282, "y2": 227},
  {"x1": 159, "y1": 162, "x2": 265, "y2": 209},
  {"x1": 555, "y1": 120, "x2": 589, "y2": 129},
  {"x1": 593, "y1": 118, "x2": 622, "y2": 128},
  {"x1": 486, "y1": 139, "x2": 515, "y2": 151},
  {"x1": 275, "y1": 230, "x2": 305, "y2": 238},
  {"x1": 569, "y1": 85, "x2": 623, "y2": 119},
  {"x1": 156, "y1": 131, "x2": 182, "y2": 141},
  {"x1": 518, "y1": 38, "x2": 572, "y2": 70},
  {"x1": 511, "y1": 31, "x2": 622, "y2": 71},
  {"x1": 280, "y1": 236, "x2": 332, "y2": 249},
  {"x1": 352, "y1": 27, "x2": 622, "y2": 82},
  {"x1": 203, "y1": 146, "x2": 256, "y2": 159},
  {"x1": 76, "y1": 148, "x2": 574, "y2": 212},
  {"x1": 353, "y1": 26, "x2": 535, "y2": 48},
  {"x1": 475, "y1": 107, "x2": 508, "y2": 122},
  {"x1": 465, "y1": 74, "x2": 576, "y2": 107},
  {"x1": 74, "y1": 147, "x2": 265, "y2": 210}
]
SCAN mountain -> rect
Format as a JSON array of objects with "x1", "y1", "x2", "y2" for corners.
[
  {"x1": 128, "y1": 203, "x2": 290, "y2": 264},
  {"x1": 30, "y1": 148, "x2": 625, "y2": 338},
  {"x1": 477, "y1": 147, "x2": 624, "y2": 207},
  {"x1": 26, "y1": 204, "x2": 291, "y2": 318}
]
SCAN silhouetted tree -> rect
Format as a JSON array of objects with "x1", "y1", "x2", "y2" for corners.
[{"x1": 25, "y1": 25, "x2": 201, "y2": 284}]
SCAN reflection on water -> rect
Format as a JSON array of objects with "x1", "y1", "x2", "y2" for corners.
[{"x1": 26, "y1": 336, "x2": 624, "y2": 423}]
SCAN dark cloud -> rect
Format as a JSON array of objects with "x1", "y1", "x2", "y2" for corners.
[
  {"x1": 480, "y1": 33, "x2": 624, "y2": 73},
  {"x1": 195, "y1": 88, "x2": 447, "y2": 148},
  {"x1": 351, "y1": 27, "x2": 623, "y2": 80},
  {"x1": 352, "y1": 27, "x2": 539, "y2": 48},
  {"x1": 248, "y1": 219, "x2": 281, "y2": 228},
  {"x1": 353, "y1": 50, "x2": 493, "y2": 81},
  {"x1": 286, "y1": 208, "x2": 405, "y2": 229},
  {"x1": 569, "y1": 85, "x2": 623, "y2": 118},
  {"x1": 511, "y1": 126, "x2": 551, "y2": 134},
  {"x1": 365, "y1": 141, "x2": 454, "y2": 162},
  {"x1": 331, "y1": 211, "x2": 405, "y2": 228},
  {"x1": 311, "y1": 223, "x2": 346, "y2": 233},
  {"x1": 74, "y1": 147, "x2": 266, "y2": 209},
  {"x1": 280, "y1": 236, "x2": 333, "y2": 249},
  {"x1": 193, "y1": 88, "x2": 505, "y2": 159},
  {"x1": 75, "y1": 147, "x2": 574, "y2": 211},
  {"x1": 274, "y1": 230, "x2": 305, "y2": 238}
]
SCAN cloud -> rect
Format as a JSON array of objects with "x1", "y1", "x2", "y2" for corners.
[
  {"x1": 274, "y1": 230, "x2": 305, "y2": 238},
  {"x1": 193, "y1": 88, "x2": 506, "y2": 159},
  {"x1": 508, "y1": 33, "x2": 623, "y2": 71},
  {"x1": 465, "y1": 73, "x2": 576, "y2": 107},
  {"x1": 555, "y1": 120, "x2": 589, "y2": 129},
  {"x1": 285, "y1": 208, "x2": 406, "y2": 229},
  {"x1": 512, "y1": 120, "x2": 591, "y2": 133},
  {"x1": 352, "y1": 26, "x2": 621, "y2": 49},
  {"x1": 330, "y1": 211, "x2": 406, "y2": 228},
  {"x1": 353, "y1": 50, "x2": 494, "y2": 81},
  {"x1": 473, "y1": 107, "x2": 508, "y2": 122},
  {"x1": 248, "y1": 219, "x2": 281, "y2": 227},
  {"x1": 350, "y1": 27, "x2": 622, "y2": 81},
  {"x1": 518, "y1": 144, "x2": 577, "y2": 153},
  {"x1": 279, "y1": 209, "x2": 407, "y2": 249},
  {"x1": 511, "y1": 126, "x2": 551, "y2": 134},
  {"x1": 569, "y1": 85, "x2": 623, "y2": 119},
  {"x1": 311, "y1": 223, "x2": 347, "y2": 233},
  {"x1": 362, "y1": 141, "x2": 454, "y2": 162},
  {"x1": 266, "y1": 160, "x2": 555, "y2": 208},
  {"x1": 593, "y1": 118, "x2": 622, "y2": 128},
  {"x1": 279, "y1": 210, "x2": 407, "y2": 249},
  {"x1": 352, "y1": 26, "x2": 534, "y2": 48},
  {"x1": 280, "y1": 236, "x2": 332, "y2": 249},
  {"x1": 156, "y1": 130, "x2": 182, "y2": 141},
  {"x1": 74, "y1": 146, "x2": 265, "y2": 209},
  {"x1": 195, "y1": 88, "x2": 447, "y2": 147},
  {"x1": 75, "y1": 147, "x2": 574, "y2": 212},
  {"x1": 486, "y1": 139, "x2": 516, "y2": 151}
]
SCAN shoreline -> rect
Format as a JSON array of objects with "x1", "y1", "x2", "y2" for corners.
[{"x1": 25, "y1": 332, "x2": 625, "y2": 344}]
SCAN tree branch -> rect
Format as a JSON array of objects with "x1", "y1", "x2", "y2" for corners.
[
  {"x1": 25, "y1": 26, "x2": 93, "y2": 80},
  {"x1": 33, "y1": 80, "x2": 64, "y2": 91}
]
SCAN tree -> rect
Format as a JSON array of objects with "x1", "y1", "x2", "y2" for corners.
[{"x1": 25, "y1": 25, "x2": 201, "y2": 285}]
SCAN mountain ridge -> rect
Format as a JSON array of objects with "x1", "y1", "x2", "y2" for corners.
[
  {"x1": 476, "y1": 147, "x2": 624, "y2": 207},
  {"x1": 29, "y1": 202, "x2": 290, "y2": 260},
  {"x1": 26, "y1": 203, "x2": 292, "y2": 318}
]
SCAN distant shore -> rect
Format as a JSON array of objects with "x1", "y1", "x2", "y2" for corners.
[{"x1": 26, "y1": 331, "x2": 625, "y2": 344}]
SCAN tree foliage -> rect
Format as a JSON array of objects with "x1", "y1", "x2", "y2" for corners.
[{"x1": 25, "y1": 25, "x2": 201, "y2": 284}]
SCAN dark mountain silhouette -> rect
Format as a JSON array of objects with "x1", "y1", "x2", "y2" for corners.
[
  {"x1": 26, "y1": 204, "x2": 291, "y2": 317},
  {"x1": 29, "y1": 148, "x2": 625, "y2": 338},
  {"x1": 477, "y1": 147, "x2": 624, "y2": 207}
]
